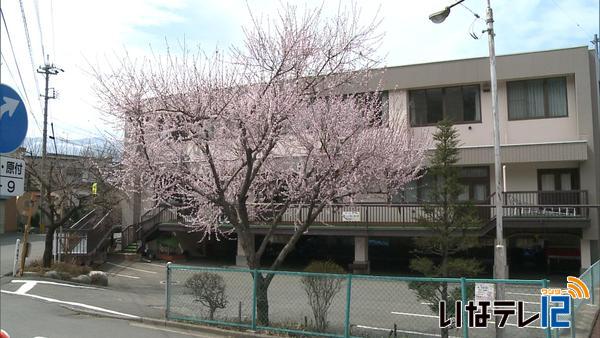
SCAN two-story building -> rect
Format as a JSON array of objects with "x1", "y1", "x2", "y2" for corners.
[{"x1": 123, "y1": 46, "x2": 600, "y2": 275}]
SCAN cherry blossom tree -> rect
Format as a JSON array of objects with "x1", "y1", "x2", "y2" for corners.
[{"x1": 94, "y1": 3, "x2": 428, "y2": 324}]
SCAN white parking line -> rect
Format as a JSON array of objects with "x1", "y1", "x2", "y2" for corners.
[
  {"x1": 140, "y1": 262, "x2": 165, "y2": 268},
  {"x1": 506, "y1": 292, "x2": 539, "y2": 297},
  {"x1": 106, "y1": 262, "x2": 157, "y2": 274},
  {"x1": 14, "y1": 281, "x2": 37, "y2": 294},
  {"x1": 0, "y1": 289, "x2": 140, "y2": 319},
  {"x1": 391, "y1": 311, "x2": 438, "y2": 318},
  {"x1": 106, "y1": 273, "x2": 140, "y2": 279},
  {"x1": 11, "y1": 280, "x2": 102, "y2": 290},
  {"x1": 390, "y1": 310, "x2": 542, "y2": 329},
  {"x1": 355, "y1": 324, "x2": 460, "y2": 338},
  {"x1": 129, "y1": 322, "x2": 215, "y2": 337}
]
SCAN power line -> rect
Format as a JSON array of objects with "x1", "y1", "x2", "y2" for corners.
[
  {"x1": 33, "y1": 0, "x2": 47, "y2": 60},
  {"x1": 50, "y1": 0, "x2": 56, "y2": 61},
  {"x1": 16, "y1": 0, "x2": 45, "y2": 117},
  {"x1": 52, "y1": 121, "x2": 106, "y2": 139},
  {"x1": 0, "y1": 51, "x2": 43, "y2": 133},
  {"x1": 0, "y1": 10, "x2": 43, "y2": 134},
  {"x1": 549, "y1": 0, "x2": 592, "y2": 37}
]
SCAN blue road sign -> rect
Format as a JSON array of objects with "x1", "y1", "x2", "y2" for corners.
[{"x1": 0, "y1": 84, "x2": 28, "y2": 153}]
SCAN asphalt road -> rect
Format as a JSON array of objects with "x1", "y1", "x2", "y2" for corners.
[
  {"x1": 0, "y1": 291, "x2": 224, "y2": 338},
  {"x1": 0, "y1": 233, "x2": 45, "y2": 276},
  {"x1": 101, "y1": 259, "x2": 550, "y2": 338},
  {"x1": 0, "y1": 252, "x2": 568, "y2": 338}
]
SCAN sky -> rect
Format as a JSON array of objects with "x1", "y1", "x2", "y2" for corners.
[{"x1": 0, "y1": 0, "x2": 598, "y2": 143}]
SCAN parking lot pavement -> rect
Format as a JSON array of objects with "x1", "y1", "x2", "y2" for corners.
[
  {"x1": 9, "y1": 257, "x2": 556, "y2": 338},
  {"x1": 0, "y1": 284, "x2": 233, "y2": 338}
]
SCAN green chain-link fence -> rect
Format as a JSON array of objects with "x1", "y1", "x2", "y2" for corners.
[
  {"x1": 557, "y1": 260, "x2": 600, "y2": 338},
  {"x1": 165, "y1": 263, "x2": 600, "y2": 337}
]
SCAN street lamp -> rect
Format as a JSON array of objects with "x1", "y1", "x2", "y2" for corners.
[{"x1": 429, "y1": 0, "x2": 508, "y2": 331}]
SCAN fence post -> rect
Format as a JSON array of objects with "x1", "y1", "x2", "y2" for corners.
[
  {"x1": 344, "y1": 274, "x2": 353, "y2": 338},
  {"x1": 165, "y1": 262, "x2": 172, "y2": 320},
  {"x1": 251, "y1": 269, "x2": 258, "y2": 331},
  {"x1": 543, "y1": 279, "x2": 551, "y2": 338},
  {"x1": 591, "y1": 265, "x2": 595, "y2": 305},
  {"x1": 570, "y1": 295, "x2": 576, "y2": 338},
  {"x1": 460, "y1": 277, "x2": 468, "y2": 338}
]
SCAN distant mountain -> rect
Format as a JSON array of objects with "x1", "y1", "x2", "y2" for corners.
[{"x1": 24, "y1": 137, "x2": 121, "y2": 156}]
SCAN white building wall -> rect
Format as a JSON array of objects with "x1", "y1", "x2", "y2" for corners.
[{"x1": 389, "y1": 75, "x2": 582, "y2": 147}]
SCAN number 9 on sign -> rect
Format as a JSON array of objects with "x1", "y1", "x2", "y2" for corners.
[{"x1": 7, "y1": 180, "x2": 15, "y2": 193}]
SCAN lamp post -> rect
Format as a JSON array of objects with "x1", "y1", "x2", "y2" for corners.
[{"x1": 429, "y1": 0, "x2": 507, "y2": 332}]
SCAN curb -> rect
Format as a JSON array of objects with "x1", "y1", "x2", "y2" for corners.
[{"x1": 59, "y1": 305, "x2": 273, "y2": 338}]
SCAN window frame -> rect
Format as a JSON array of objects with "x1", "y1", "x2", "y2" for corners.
[
  {"x1": 395, "y1": 166, "x2": 489, "y2": 203},
  {"x1": 507, "y1": 76, "x2": 569, "y2": 121},
  {"x1": 408, "y1": 84, "x2": 482, "y2": 127}
]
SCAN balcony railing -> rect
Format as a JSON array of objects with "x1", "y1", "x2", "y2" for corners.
[
  {"x1": 250, "y1": 190, "x2": 590, "y2": 227},
  {"x1": 503, "y1": 190, "x2": 588, "y2": 218},
  {"x1": 272, "y1": 203, "x2": 494, "y2": 226},
  {"x1": 127, "y1": 191, "x2": 590, "y2": 232},
  {"x1": 503, "y1": 190, "x2": 587, "y2": 206}
]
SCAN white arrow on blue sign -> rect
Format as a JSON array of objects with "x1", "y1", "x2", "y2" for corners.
[{"x1": 0, "y1": 84, "x2": 29, "y2": 153}]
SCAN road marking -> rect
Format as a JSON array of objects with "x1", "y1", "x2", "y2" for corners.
[
  {"x1": 107, "y1": 273, "x2": 140, "y2": 279},
  {"x1": 129, "y1": 322, "x2": 216, "y2": 337},
  {"x1": 159, "y1": 280, "x2": 180, "y2": 285},
  {"x1": 14, "y1": 281, "x2": 36, "y2": 294},
  {"x1": 506, "y1": 292, "x2": 539, "y2": 297},
  {"x1": 11, "y1": 280, "x2": 102, "y2": 290},
  {"x1": 355, "y1": 324, "x2": 460, "y2": 338},
  {"x1": 0, "y1": 289, "x2": 140, "y2": 319},
  {"x1": 140, "y1": 262, "x2": 165, "y2": 268},
  {"x1": 391, "y1": 311, "x2": 438, "y2": 318},
  {"x1": 421, "y1": 302, "x2": 433, "y2": 305},
  {"x1": 106, "y1": 262, "x2": 157, "y2": 274}
]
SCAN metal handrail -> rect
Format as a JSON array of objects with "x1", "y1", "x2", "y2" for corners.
[{"x1": 68, "y1": 209, "x2": 96, "y2": 229}]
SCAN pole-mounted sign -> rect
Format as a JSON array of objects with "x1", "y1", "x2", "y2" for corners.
[{"x1": 0, "y1": 84, "x2": 28, "y2": 153}]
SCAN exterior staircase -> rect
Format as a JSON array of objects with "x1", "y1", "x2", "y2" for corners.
[
  {"x1": 122, "y1": 242, "x2": 139, "y2": 254},
  {"x1": 56, "y1": 208, "x2": 120, "y2": 265}
]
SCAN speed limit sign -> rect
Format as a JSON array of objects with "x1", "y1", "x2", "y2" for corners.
[{"x1": 0, "y1": 156, "x2": 25, "y2": 197}]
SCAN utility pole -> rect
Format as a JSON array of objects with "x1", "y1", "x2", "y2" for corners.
[
  {"x1": 593, "y1": 34, "x2": 600, "y2": 263},
  {"x1": 36, "y1": 59, "x2": 63, "y2": 235}
]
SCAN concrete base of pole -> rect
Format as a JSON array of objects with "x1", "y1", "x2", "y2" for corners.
[
  {"x1": 494, "y1": 240, "x2": 508, "y2": 338},
  {"x1": 493, "y1": 240, "x2": 509, "y2": 280}
]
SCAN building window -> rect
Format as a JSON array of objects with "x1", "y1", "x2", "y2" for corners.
[
  {"x1": 409, "y1": 85, "x2": 481, "y2": 126},
  {"x1": 507, "y1": 77, "x2": 567, "y2": 120},
  {"x1": 393, "y1": 166, "x2": 489, "y2": 203},
  {"x1": 351, "y1": 91, "x2": 389, "y2": 127}
]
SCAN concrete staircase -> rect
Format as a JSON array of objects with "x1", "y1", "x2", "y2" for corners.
[{"x1": 122, "y1": 242, "x2": 139, "y2": 254}]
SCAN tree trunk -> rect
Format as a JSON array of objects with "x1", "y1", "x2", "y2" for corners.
[
  {"x1": 42, "y1": 223, "x2": 59, "y2": 267},
  {"x1": 255, "y1": 274, "x2": 271, "y2": 326}
]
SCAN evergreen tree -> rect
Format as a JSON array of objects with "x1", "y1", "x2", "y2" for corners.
[{"x1": 409, "y1": 120, "x2": 483, "y2": 338}]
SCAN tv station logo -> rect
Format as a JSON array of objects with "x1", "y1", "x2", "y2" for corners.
[{"x1": 439, "y1": 276, "x2": 590, "y2": 329}]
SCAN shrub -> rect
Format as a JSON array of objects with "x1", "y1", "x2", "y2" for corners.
[
  {"x1": 185, "y1": 272, "x2": 228, "y2": 320},
  {"x1": 26, "y1": 260, "x2": 91, "y2": 279},
  {"x1": 301, "y1": 261, "x2": 345, "y2": 332}
]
